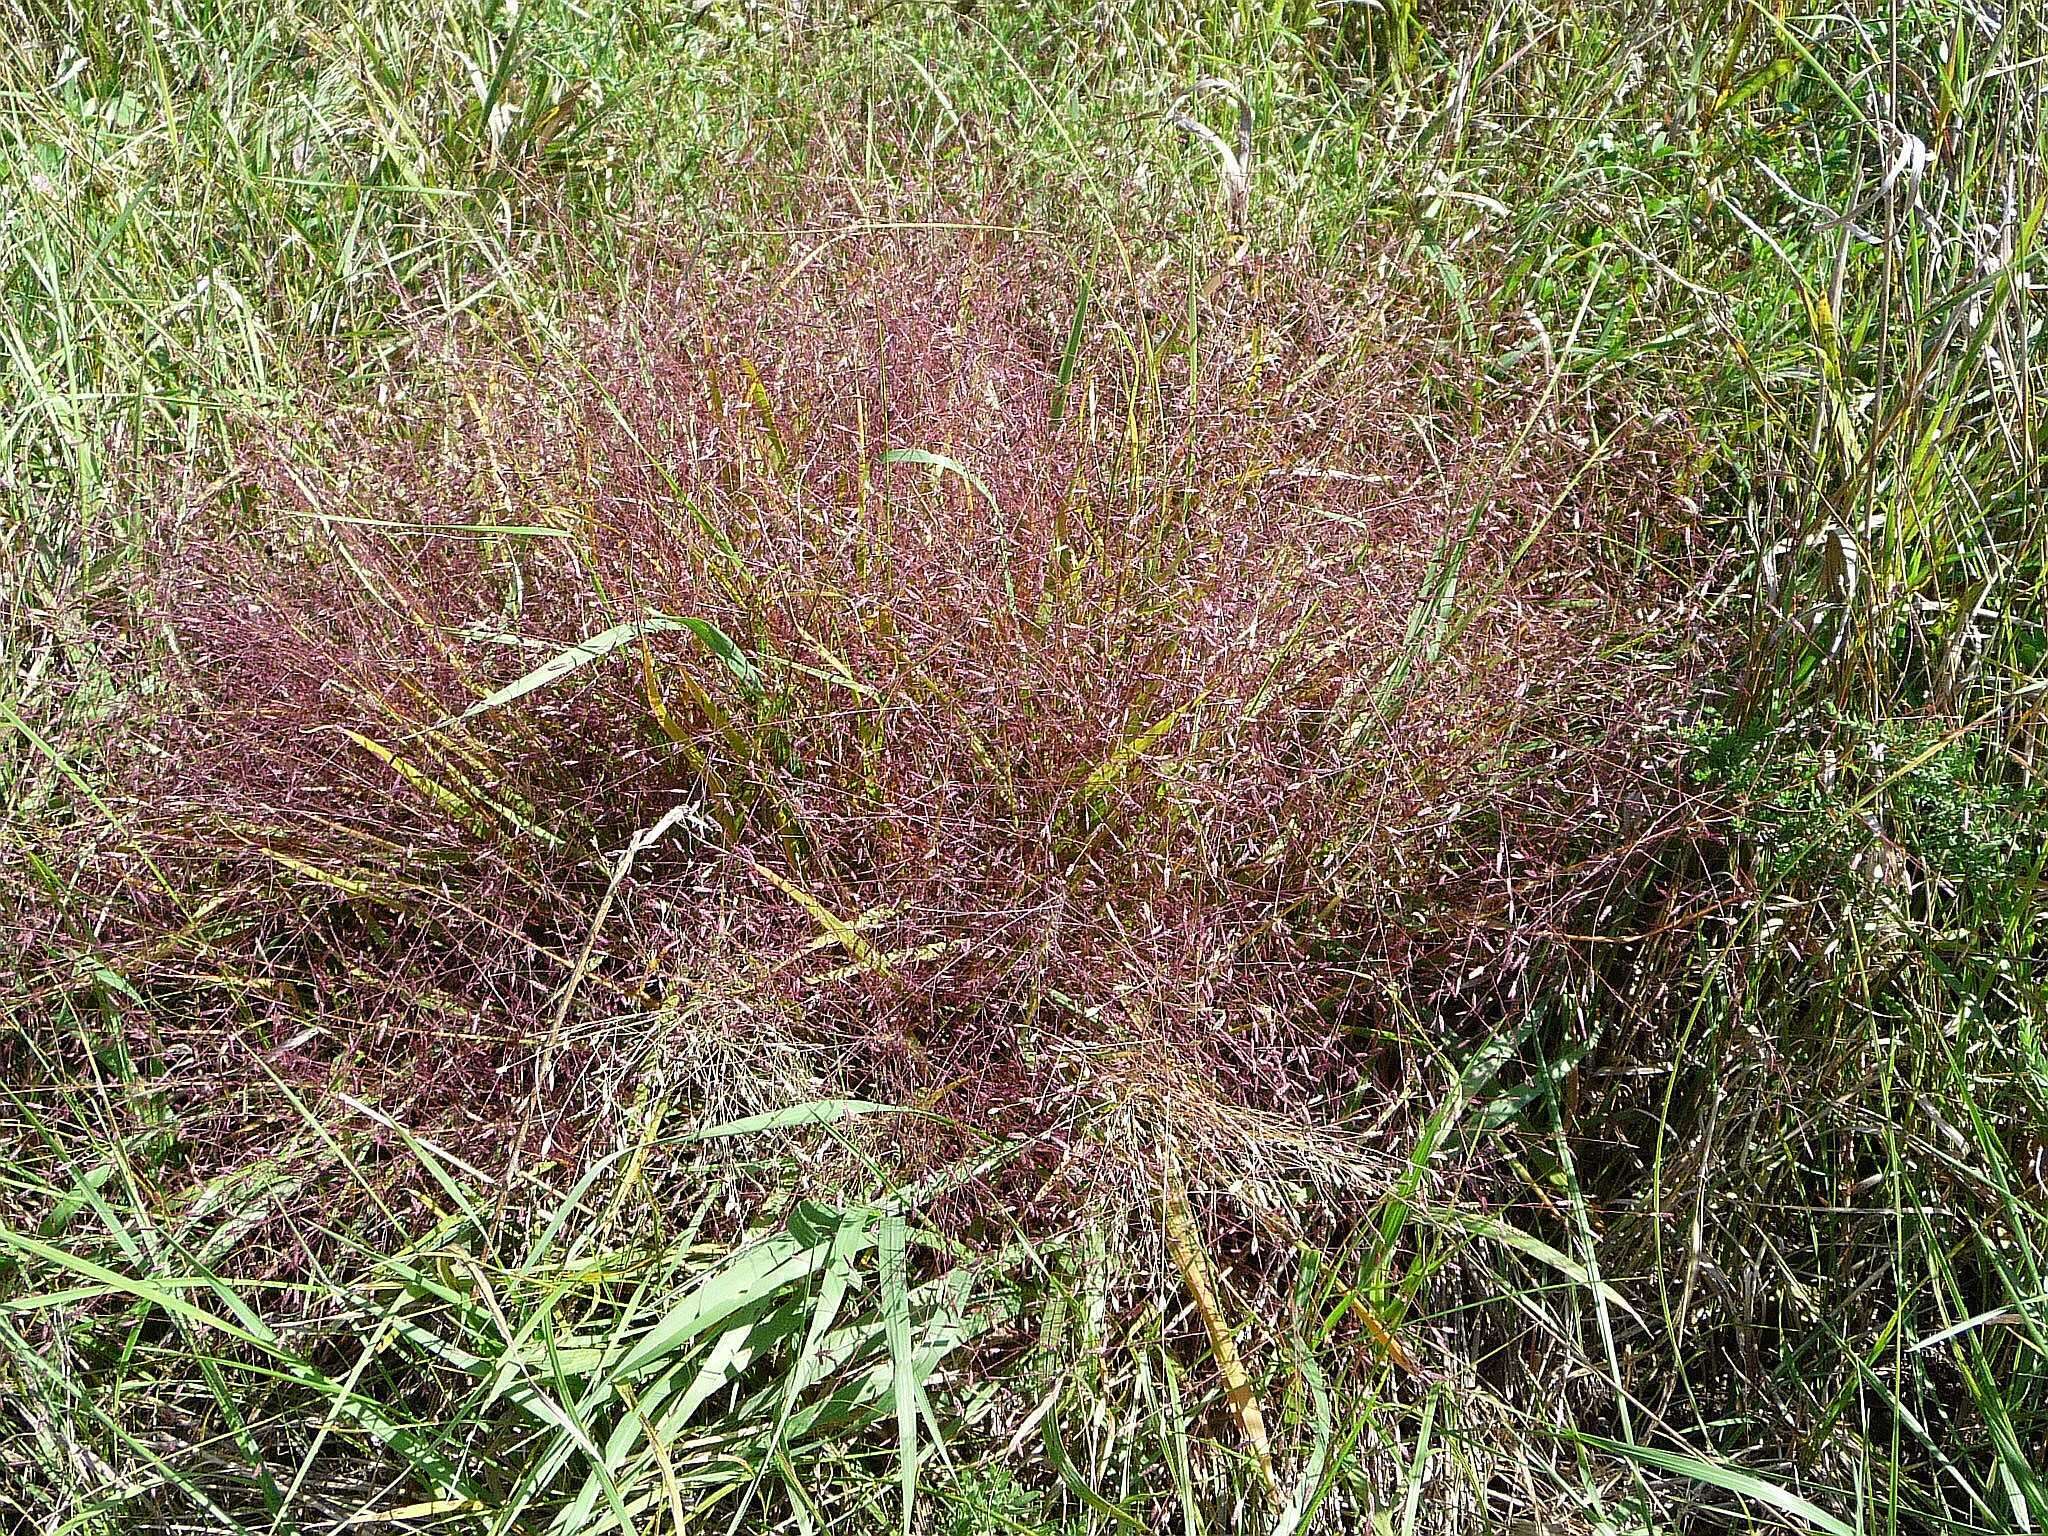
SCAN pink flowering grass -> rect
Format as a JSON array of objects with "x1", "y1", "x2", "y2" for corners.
[{"x1": 32, "y1": 222, "x2": 1698, "y2": 1201}]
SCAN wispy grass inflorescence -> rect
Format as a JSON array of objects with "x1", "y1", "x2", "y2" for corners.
[{"x1": 34, "y1": 218, "x2": 1693, "y2": 1215}]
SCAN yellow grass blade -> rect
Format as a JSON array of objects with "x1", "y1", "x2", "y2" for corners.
[
  {"x1": 1160, "y1": 1159, "x2": 1278, "y2": 1502},
  {"x1": 747, "y1": 859, "x2": 892, "y2": 976}
]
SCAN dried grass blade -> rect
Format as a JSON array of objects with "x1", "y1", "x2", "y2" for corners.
[{"x1": 1160, "y1": 1162, "x2": 1278, "y2": 1502}]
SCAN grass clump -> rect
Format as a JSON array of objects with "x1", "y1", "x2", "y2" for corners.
[
  {"x1": 4, "y1": 0, "x2": 2046, "y2": 1531},
  {"x1": 31, "y1": 214, "x2": 1688, "y2": 1205}
]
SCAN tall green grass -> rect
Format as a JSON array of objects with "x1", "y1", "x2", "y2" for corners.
[{"x1": 5, "y1": 0, "x2": 2044, "y2": 1531}]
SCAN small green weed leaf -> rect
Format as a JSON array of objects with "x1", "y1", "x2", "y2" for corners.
[
  {"x1": 449, "y1": 614, "x2": 758, "y2": 727},
  {"x1": 881, "y1": 448, "x2": 999, "y2": 511},
  {"x1": 1050, "y1": 277, "x2": 1090, "y2": 424},
  {"x1": 688, "y1": 1100, "x2": 905, "y2": 1141}
]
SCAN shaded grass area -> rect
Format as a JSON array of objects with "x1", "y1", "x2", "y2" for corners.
[{"x1": 3, "y1": 0, "x2": 2045, "y2": 1532}]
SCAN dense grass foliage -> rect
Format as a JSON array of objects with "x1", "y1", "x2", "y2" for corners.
[{"x1": 3, "y1": 0, "x2": 2043, "y2": 1533}]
